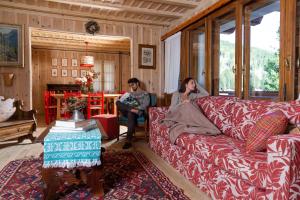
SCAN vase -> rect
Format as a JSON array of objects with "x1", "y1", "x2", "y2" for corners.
[{"x1": 71, "y1": 110, "x2": 85, "y2": 121}]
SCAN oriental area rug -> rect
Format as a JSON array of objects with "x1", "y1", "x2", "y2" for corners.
[{"x1": 0, "y1": 151, "x2": 189, "y2": 200}]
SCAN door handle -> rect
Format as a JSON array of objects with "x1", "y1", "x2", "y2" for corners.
[
  {"x1": 232, "y1": 64, "x2": 237, "y2": 74},
  {"x1": 296, "y1": 57, "x2": 300, "y2": 69},
  {"x1": 284, "y1": 56, "x2": 291, "y2": 71},
  {"x1": 232, "y1": 64, "x2": 237, "y2": 73}
]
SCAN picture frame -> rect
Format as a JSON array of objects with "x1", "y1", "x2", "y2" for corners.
[
  {"x1": 51, "y1": 58, "x2": 58, "y2": 67},
  {"x1": 138, "y1": 44, "x2": 156, "y2": 69},
  {"x1": 51, "y1": 69, "x2": 57, "y2": 77},
  {"x1": 80, "y1": 70, "x2": 87, "y2": 77},
  {"x1": 71, "y1": 58, "x2": 78, "y2": 67},
  {"x1": 0, "y1": 24, "x2": 23, "y2": 67},
  {"x1": 71, "y1": 69, "x2": 78, "y2": 78},
  {"x1": 61, "y1": 69, "x2": 68, "y2": 77},
  {"x1": 62, "y1": 58, "x2": 68, "y2": 67}
]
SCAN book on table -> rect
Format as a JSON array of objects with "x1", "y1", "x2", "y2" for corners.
[
  {"x1": 55, "y1": 119, "x2": 96, "y2": 128},
  {"x1": 51, "y1": 119, "x2": 97, "y2": 133}
]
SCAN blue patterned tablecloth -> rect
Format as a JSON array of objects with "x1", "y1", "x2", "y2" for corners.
[{"x1": 43, "y1": 128, "x2": 101, "y2": 168}]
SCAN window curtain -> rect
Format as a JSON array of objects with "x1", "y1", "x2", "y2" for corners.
[
  {"x1": 164, "y1": 31, "x2": 181, "y2": 94},
  {"x1": 93, "y1": 60, "x2": 102, "y2": 92},
  {"x1": 103, "y1": 61, "x2": 115, "y2": 92}
]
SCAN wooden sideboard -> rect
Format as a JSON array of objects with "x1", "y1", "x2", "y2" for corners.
[
  {"x1": 0, "y1": 100, "x2": 37, "y2": 143},
  {"x1": 47, "y1": 84, "x2": 81, "y2": 93}
]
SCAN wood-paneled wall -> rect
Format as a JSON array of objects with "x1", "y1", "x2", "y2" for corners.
[
  {"x1": 32, "y1": 47, "x2": 130, "y2": 113},
  {"x1": 0, "y1": 6, "x2": 167, "y2": 109}
]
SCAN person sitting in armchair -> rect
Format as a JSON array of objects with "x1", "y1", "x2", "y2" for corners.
[{"x1": 116, "y1": 78, "x2": 150, "y2": 149}]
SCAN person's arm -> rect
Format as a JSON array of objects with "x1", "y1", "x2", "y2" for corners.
[
  {"x1": 168, "y1": 92, "x2": 180, "y2": 112},
  {"x1": 190, "y1": 83, "x2": 209, "y2": 100},
  {"x1": 136, "y1": 92, "x2": 150, "y2": 111}
]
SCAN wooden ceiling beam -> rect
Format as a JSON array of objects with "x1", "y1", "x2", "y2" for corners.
[
  {"x1": 143, "y1": 0, "x2": 198, "y2": 8},
  {"x1": 0, "y1": 1, "x2": 169, "y2": 26},
  {"x1": 46, "y1": 0, "x2": 183, "y2": 18}
]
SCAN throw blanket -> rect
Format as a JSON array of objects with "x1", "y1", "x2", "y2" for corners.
[
  {"x1": 162, "y1": 102, "x2": 221, "y2": 144},
  {"x1": 43, "y1": 128, "x2": 101, "y2": 168}
]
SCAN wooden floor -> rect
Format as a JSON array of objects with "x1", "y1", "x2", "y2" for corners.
[{"x1": 0, "y1": 116, "x2": 210, "y2": 200}]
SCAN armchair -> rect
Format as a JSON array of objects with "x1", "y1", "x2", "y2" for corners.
[{"x1": 118, "y1": 93, "x2": 157, "y2": 141}]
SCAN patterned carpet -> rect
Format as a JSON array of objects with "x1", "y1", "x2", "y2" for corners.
[{"x1": 0, "y1": 151, "x2": 189, "y2": 199}]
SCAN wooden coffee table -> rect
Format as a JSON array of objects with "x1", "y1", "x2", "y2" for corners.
[{"x1": 36, "y1": 120, "x2": 105, "y2": 200}]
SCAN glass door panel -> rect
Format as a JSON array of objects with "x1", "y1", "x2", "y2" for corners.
[
  {"x1": 245, "y1": 1, "x2": 280, "y2": 99},
  {"x1": 212, "y1": 9, "x2": 236, "y2": 96},
  {"x1": 190, "y1": 26, "x2": 206, "y2": 88}
]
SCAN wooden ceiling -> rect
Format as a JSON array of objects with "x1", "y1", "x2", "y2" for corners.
[
  {"x1": 1, "y1": 0, "x2": 206, "y2": 26},
  {"x1": 31, "y1": 28, "x2": 131, "y2": 53}
]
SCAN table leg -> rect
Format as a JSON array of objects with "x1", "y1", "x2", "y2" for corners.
[
  {"x1": 57, "y1": 98, "x2": 61, "y2": 120},
  {"x1": 113, "y1": 97, "x2": 118, "y2": 115},
  {"x1": 87, "y1": 166, "x2": 104, "y2": 197},
  {"x1": 42, "y1": 168, "x2": 60, "y2": 200}
]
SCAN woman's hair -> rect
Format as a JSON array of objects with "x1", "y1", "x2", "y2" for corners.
[{"x1": 178, "y1": 77, "x2": 198, "y2": 93}]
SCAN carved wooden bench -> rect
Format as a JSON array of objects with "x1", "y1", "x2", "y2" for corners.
[{"x1": 0, "y1": 100, "x2": 37, "y2": 143}]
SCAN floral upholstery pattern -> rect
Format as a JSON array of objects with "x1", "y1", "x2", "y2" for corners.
[{"x1": 149, "y1": 96, "x2": 300, "y2": 199}]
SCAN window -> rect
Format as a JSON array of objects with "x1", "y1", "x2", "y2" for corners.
[
  {"x1": 92, "y1": 60, "x2": 116, "y2": 92},
  {"x1": 103, "y1": 61, "x2": 115, "y2": 92},
  {"x1": 245, "y1": 1, "x2": 280, "y2": 99}
]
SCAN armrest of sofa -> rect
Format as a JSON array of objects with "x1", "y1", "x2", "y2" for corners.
[
  {"x1": 266, "y1": 134, "x2": 300, "y2": 200},
  {"x1": 149, "y1": 106, "x2": 169, "y2": 125}
]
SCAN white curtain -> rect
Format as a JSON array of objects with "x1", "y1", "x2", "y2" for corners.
[
  {"x1": 103, "y1": 61, "x2": 115, "y2": 92},
  {"x1": 164, "y1": 31, "x2": 181, "y2": 94}
]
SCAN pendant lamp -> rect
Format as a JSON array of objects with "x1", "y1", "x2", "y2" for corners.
[{"x1": 80, "y1": 41, "x2": 94, "y2": 67}]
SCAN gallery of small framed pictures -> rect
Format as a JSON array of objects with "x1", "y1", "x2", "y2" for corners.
[{"x1": 50, "y1": 58, "x2": 83, "y2": 78}]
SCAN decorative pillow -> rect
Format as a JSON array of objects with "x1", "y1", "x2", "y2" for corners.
[{"x1": 246, "y1": 110, "x2": 288, "y2": 152}]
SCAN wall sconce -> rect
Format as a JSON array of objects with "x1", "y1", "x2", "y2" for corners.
[{"x1": 2, "y1": 73, "x2": 15, "y2": 87}]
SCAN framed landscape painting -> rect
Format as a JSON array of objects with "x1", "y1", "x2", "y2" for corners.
[
  {"x1": 0, "y1": 24, "x2": 23, "y2": 67},
  {"x1": 138, "y1": 44, "x2": 156, "y2": 69}
]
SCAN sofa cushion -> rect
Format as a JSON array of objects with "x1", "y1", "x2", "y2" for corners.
[
  {"x1": 196, "y1": 97, "x2": 300, "y2": 141},
  {"x1": 176, "y1": 133, "x2": 268, "y2": 188},
  {"x1": 246, "y1": 110, "x2": 288, "y2": 152}
]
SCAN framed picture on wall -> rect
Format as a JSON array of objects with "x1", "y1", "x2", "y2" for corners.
[
  {"x1": 138, "y1": 44, "x2": 156, "y2": 69},
  {"x1": 51, "y1": 58, "x2": 58, "y2": 67},
  {"x1": 71, "y1": 59, "x2": 78, "y2": 67},
  {"x1": 51, "y1": 69, "x2": 57, "y2": 77},
  {"x1": 61, "y1": 69, "x2": 68, "y2": 77},
  {"x1": 71, "y1": 69, "x2": 78, "y2": 78},
  {"x1": 62, "y1": 58, "x2": 68, "y2": 67},
  {"x1": 0, "y1": 24, "x2": 23, "y2": 67},
  {"x1": 80, "y1": 70, "x2": 87, "y2": 77}
]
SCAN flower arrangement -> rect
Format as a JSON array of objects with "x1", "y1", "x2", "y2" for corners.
[
  {"x1": 75, "y1": 70, "x2": 100, "y2": 93},
  {"x1": 62, "y1": 96, "x2": 87, "y2": 113}
]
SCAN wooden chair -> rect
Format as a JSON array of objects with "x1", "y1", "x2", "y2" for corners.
[
  {"x1": 118, "y1": 93, "x2": 157, "y2": 141},
  {"x1": 87, "y1": 92, "x2": 105, "y2": 119},
  {"x1": 44, "y1": 91, "x2": 57, "y2": 125}
]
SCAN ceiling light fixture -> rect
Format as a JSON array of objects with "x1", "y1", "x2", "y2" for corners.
[{"x1": 80, "y1": 41, "x2": 94, "y2": 67}]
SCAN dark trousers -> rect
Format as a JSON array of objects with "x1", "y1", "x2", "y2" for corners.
[{"x1": 116, "y1": 101, "x2": 138, "y2": 141}]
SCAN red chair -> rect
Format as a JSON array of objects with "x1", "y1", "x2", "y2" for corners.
[
  {"x1": 63, "y1": 91, "x2": 83, "y2": 119},
  {"x1": 87, "y1": 92, "x2": 105, "y2": 119},
  {"x1": 44, "y1": 91, "x2": 57, "y2": 125}
]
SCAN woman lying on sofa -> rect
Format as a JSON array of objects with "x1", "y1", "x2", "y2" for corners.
[{"x1": 163, "y1": 77, "x2": 220, "y2": 144}]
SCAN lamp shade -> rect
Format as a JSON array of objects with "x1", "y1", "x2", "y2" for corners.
[{"x1": 80, "y1": 55, "x2": 94, "y2": 67}]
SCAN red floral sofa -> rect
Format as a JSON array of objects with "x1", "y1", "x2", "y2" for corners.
[{"x1": 149, "y1": 96, "x2": 300, "y2": 199}]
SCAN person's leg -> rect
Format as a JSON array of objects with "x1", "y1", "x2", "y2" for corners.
[
  {"x1": 117, "y1": 101, "x2": 137, "y2": 149},
  {"x1": 116, "y1": 101, "x2": 133, "y2": 113},
  {"x1": 123, "y1": 111, "x2": 138, "y2": 149}
]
